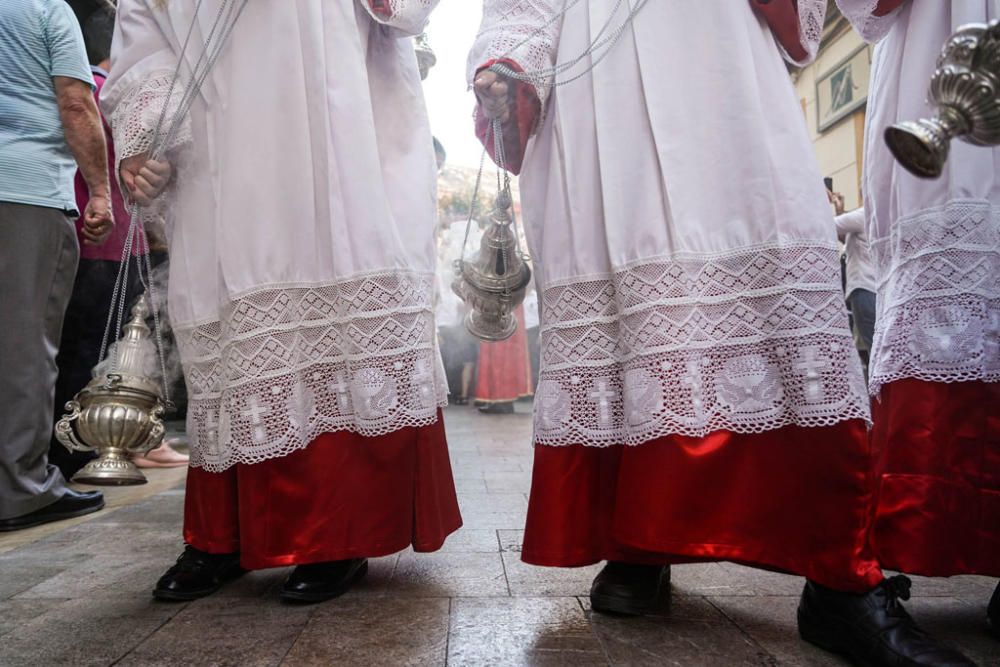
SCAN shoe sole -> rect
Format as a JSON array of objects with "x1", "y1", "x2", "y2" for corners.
[
  {"x1": 0, "y1": 499, "x2": 105, "y2": 532},
  {"x1": 590, "y1": 593, "x2": 659, "y2": 616},
  {"x1": 152, "y1": 566, "x2": 247, "y2": 602},
  {"x1": 279, "y1": 561, "x2": 369, "y2": 604}
]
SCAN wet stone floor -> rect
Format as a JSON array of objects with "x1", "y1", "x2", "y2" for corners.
[{"x1": 1, "y1": 404, "x2": 997, "y2": 666}]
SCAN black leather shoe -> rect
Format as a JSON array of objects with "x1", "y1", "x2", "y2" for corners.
[
  {"x1": 989, "y1": 582, "x2": 999, "y2": 640},
  {"x1": 798, "y1": 576, "x2": 974, "y2": 666},
  {"x1": 153, "y1": 546, "x2": 245, "y2": 601},
  {"x1": 0, "y1": 489, "x2": 104, "y2": 532},
  {"x1": 590, "y1": 562, "x2": 670, "y2": 616},
  {"x1": 280, "y1": 559, "x2": 368, "y2": 603}
]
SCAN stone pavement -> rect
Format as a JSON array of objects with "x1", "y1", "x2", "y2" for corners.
[{"x1": 0, "y1": 404, "x2": 997, "y2": 666}]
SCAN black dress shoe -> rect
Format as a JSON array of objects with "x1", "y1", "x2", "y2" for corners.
[
  {"x1": 989, "y1": 582, "x2": 999, "y2": 640},
  {"x1": 590, "y1": 562, "x2": 670, "y2": 616},
  {"x1": 153, "y1": 546, "x2": 245, "y2": 601},
  {"x1": 280, "y1": 558, "x2": 368, "y2": 603},
  {"x1": 0, "y1": 489, "x2": 104, "y2": 532},
  {"x1": 798, "y1": 576, "x2": 975, "y2": 666}
]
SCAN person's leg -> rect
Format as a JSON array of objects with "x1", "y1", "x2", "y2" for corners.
[
  {"x1": 154, "y1": 464, "x2": 244, "y2": 601},
  {"x1": 49, "y1": 259, "x2": 111, "y2": 478},
  {"x1": 0, "y1": 203, "x2": 78, "y2": 519},
  {"x1": 847, "y1": 288, "x2": 876, "y2": 376},
  {"x1": 459, "y1": 362, "x2": 474, "y2": 403}
]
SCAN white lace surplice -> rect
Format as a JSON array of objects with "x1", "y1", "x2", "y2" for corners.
[
  {"x1": 102, "y1": 0, "x2": 447, "y2": 472},
  {"x1": 837, "y1": 0, "x2": 1000, "y2": 395},
  {"x1": 469, "y1": 1, "x2": 870, "y2": 448}
]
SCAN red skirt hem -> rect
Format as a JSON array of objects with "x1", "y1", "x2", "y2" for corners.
[
  {"x1": 522, "y1": 421, "x2": 883, "y2": 593},
  {"x1": 183, "y1": 410, "x2": 462, "y2": 569}
]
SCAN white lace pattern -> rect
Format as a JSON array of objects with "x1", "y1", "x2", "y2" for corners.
[
  {"x1": 179, "y1": 271, "x2": 448, "y2": 471},
  {"x1": 362, "y1": 0, "x2": 439, "y2": 36},
  {"x1": 869, "y1": 200, "x2": 1000, "y2": 395},
  {"x1": 779, "y1": 0, "x2": 826, "y2": 65},
  {"x1": 468, "y1": 0, "x2": 560, "y2": 109},
  {"x1": 533, "y1": 244, "x2": 871, "y2": 447},
  {"x1": 108, "y1": 71, "x2": 192, "y2": 165},
  {"x1": 836, "y1": 0, "x2": 902, "y2": 43},
  {"x1": 107, "y1": 70, "x2": 192, "y2": 228}
]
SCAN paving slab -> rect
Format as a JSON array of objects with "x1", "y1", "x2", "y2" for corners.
[
  {"x1": 115, "y1": 597, "x2": 314, "y2": 667},
  {"x1": 392, "y1": 551, "x2": 509, "y2": 598},
  {"x1": 282, "y1": 597, "x2": 450, "y2": 666},
  {"x1": 588, "y1": 595, "x2": 773, "y2": 666},
  {"x1": 0, "y1": 596, "x2": 182, "y2": 667},
  {"x1": 0, "y1": 406, "x2": 996, "y2": 666},
  {"x1": 448, "y1": 596, "x2": 608, "y2": 666}
]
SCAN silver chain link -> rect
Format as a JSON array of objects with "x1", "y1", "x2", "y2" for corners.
[
  {"x1": 488, "y1": 0, "x2": 651, "y2": 89},
  {"x1": 100, "y1": 0, "x2": 249, "y2": 406}
]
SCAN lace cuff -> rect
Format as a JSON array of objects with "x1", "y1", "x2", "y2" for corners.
[
  {"x1": 784, "y1": 0, "x2": 826, "y2": 65},
  {"x1": 361, "y1": 0, "x2": 437, "y2": 37},
  {"x1": 836, "y1": 0, "x2": 905, "y2": 43},
  {"x1": 468, "y1": 0, "x2": 560, "y2": 112}
]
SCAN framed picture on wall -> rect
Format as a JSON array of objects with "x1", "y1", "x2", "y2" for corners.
[{"x1": 816, "y1": 44, "x2": 871, "y2": 132}]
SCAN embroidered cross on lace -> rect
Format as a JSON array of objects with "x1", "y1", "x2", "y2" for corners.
[
  {"x1": 532, "y1": 244, "x2": 871, "y2": 447},
  {"x1": 178, "y1": 271, "x2": 448, "y2": 472}
]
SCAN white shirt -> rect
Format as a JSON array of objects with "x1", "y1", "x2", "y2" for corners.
[{"x1": 835, "y1": 208, "x2": 876, "y2": 296}]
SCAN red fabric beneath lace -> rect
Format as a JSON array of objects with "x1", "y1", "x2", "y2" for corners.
[
  {"x1": 475, "y1": 305, "x2": 534, "y2": 403},
  {"x1": 473, "y1": 59, "x2": 540, "y2": 176},
  {"x1": 870, "y1": 379, "x2": 1000, "y2": 577},
  {"x1": 183, "y1": 411, "x2": 462, "y2": 569},
  {"x1": 750, "y1": 0, "x2": 809, "y2": 63},
  {"x1": 368, "y1": 0, "x2": 391, "y2": 17},
  {"x1": 523, "y1": 420, "x2": 883, "y2": 592},
  {"x1": 873, "y1": 0, "x2": 907, "y2": 17}
]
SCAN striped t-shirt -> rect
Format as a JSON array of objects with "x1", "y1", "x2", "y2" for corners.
[{"x1": 0, "y1": 0, "x2": 94, "y2": 212}]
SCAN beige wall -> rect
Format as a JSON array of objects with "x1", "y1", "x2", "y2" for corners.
[{"x1": 793, "y1": 23, "x2": 868, "y2": 210}]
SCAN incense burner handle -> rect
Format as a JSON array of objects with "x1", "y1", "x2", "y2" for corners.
[
  {"x1": 54, "y1": 400, "x2": 91, "y2": 453},
  {"x1": 130, "y1": 403, "x2": 168, "y2": 456}
]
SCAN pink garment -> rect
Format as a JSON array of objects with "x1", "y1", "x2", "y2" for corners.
[{"x1": 74, "y1": 71, "x2": 141, "y2": 261}]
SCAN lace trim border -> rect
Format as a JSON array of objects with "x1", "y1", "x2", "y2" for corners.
[
  {"x1": 532, "y1": 244, "x2": 872, "y2": 446},
  {"x1": 868, "y1": 200, "x2": 1000, "y2": 395},
  {"x1": 176, "y1": 271, "x2": 449, "y2": 471}
]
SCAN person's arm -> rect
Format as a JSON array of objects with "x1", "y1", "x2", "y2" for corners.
[
  {"x1": 473, "y1": 63, "x2": 540, "y2": 175},
  {"x1": 360, "y1": 0, "x2": 442, "y2": 37},
  {"x1": 751, "y1": 0, "x2": 808, "y2": 64},
  {"x1": 834, "y1": 207, "x2": 866, "y2": 242},
  {"x1": 468, "y1": 0, "x2": 559, "y2": 174},
  {"x1": 102, "y1": 0, "x2": 182, "y2": 207},
  {"x1": 56, "y1": 77, "x2": 113, "y2": 243},
  {"x1": 56, "y1": 76, "x2": 109, "y2": 202},
  {"x1": 44, "y1": 0, "x2": 113, "y2": 243},
  {"x1": 835, "y1": 0, "x2": 910, "y2": 43},
  {"x1": 872, "y1": 0, "x2": 906, "y2": 17}
]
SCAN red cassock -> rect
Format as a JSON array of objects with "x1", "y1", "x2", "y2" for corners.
[
  {"x1": 183, "y1": 411, "x2": 462, "y2": 569},
  {"x1": 869, "y1": 379, "x2": 1000, "y2": 578},
  {"x1": 475, "y1": 305, "x2": 534, "y2": 404},
  {"x1": 473, "y1": 0, "x2": 883, "y2": 594},
  {"x1": 523, "y1": 421, "x2": 884, "y2": 592}
]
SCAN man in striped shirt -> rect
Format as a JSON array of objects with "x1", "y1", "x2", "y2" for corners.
[{"x1": 0, "y1": 0, "x2": 114, "y2": 531}]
